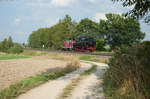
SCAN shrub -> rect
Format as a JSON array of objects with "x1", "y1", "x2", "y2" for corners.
[
  {"x1": 96, "y1": 39, "x2": 105, "y2": 51},
  {"x1": 8, "y1": 45, "x2": 23, "y2": 54},
  {"x1": 66, "y1": 58, "x2": 80, "y2": 72},
  {"x1": 103, "y1": 42, "x2": 150, "y2": 99}
]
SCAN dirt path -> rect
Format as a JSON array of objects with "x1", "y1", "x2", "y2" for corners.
[
  {"x1": 70, "y1": 61, "x2": 108, "y2": 99},
  {"x1": 16, "y1": 63, "x2": 91, "y2": 99}
]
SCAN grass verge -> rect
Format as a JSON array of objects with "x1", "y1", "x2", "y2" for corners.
[
  {"x1": 58, "y1": 65, "x2": 97, "y2": 99},
  {"x1": 93, "y1": 51, "x2": 113, "y2": 54},
  {"x1": 0, "y1": 55, "x2": 29, "y2": 60},
  {"x1": 0, "y1": 66, "x2": 78, "y2": 99},
  {"x1": 80, "y1": 55, "x2": 109, "y2": 63}
]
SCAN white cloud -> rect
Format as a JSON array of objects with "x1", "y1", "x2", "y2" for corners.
[
  {"x1": 94, "y1": 13, "x2": 123, "y2": 21},
  {"x1": 14, "y1": 18, "x2": 21, "y2": 25},
  {"x1": 26, "y1": 0, "x2": 77, "y2": 8},
  {"x1": 26, "y1": 0, "x2": 51, "y2": 8},
  {"x1": 88, "y1": 0, "x2": 97, "y2": 3},
  {"x1": 51, "y1": 0, "x2": 75, "y2": 7},
  {"x1": 94, "y1": 13, "x2": 107, "y2": 21}
]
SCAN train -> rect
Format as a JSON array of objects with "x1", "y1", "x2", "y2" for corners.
[{"x1": 62, "y1": 36, "x2": 96, "y2": 52}]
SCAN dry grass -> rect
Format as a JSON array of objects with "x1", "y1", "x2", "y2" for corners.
[
  {"x1": 0, "y1": 52, "x2": 6, "y2": 55},
  {"x1": 80, "y1": 55, "x2": 109, "y2": 63},
  {"x1": 23, "y1": 50, "x2": 81, "y2": 62},
  {"x1": 66, "y1": 57, "x2": 81, "y2": 71}
]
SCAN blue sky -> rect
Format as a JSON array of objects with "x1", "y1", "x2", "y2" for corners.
[{"x1": 0, "y1": 0, "x2": 149, "y2": 43}]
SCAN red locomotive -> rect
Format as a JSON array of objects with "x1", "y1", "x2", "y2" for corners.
[
  {"x1": 62, "y1": 36, "x2": 96, "y2": 52},
  {"x1": 62, "y1": 39, "x2": 74, "y2": 50}
]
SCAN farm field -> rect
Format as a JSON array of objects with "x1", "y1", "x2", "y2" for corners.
[{"x1": 0, "y1": 56, "x2": 68, "y2": 91}]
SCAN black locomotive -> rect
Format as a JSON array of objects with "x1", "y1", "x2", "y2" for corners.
[{"x1": 63, "y1": 35, "x2": 96, "y2": 52}]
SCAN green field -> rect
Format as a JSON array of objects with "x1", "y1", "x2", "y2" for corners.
[{"x1": 0, "y1": 55, "x2": 29, "y2": 60}]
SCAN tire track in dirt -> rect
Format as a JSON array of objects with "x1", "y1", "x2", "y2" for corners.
[
  {"x1": 70, "y1": 61, "x2": 108, "y2": 99},
  {"x1": 16, "y1": 63, "x2": 91, "y2": 99}
]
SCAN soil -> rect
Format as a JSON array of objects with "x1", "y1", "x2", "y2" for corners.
[{"x1": 0, "y1": 56, "x2": 67, "y2": 91}]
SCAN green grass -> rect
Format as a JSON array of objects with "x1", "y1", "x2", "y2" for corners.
[
  {"x1": 80, "y1": 55, "x2": 109, "y2": 63},
  {"x1": 80, "y1": 56, "x2": 97, "y2": 61},
  {"x1": 82, "y1": 65, "x2": 97, "y2": 75},
  {"x1": 93, "y1": 51, "x2": 113, "y2": 54},
  {"x1": 0, "y1": 55, "x2": 29, "y2": 60},
  {"x1": 0, "y1": 67, "x2": 77, "y2": 99},
  {"x1": 59, "y1": 65, "x2": 97, "y2": 99}
]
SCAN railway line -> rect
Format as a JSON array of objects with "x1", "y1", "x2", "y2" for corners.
[{"x1": 25, "y1": 49, "x2": 113, "y2": 58}]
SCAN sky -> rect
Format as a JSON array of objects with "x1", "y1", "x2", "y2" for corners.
[{"x1": 0, "y1": 0, "x2": 149, "y2": 43}]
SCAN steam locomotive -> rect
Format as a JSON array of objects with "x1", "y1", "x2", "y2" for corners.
[{"x1": 62, "y1": 36, "x2": 96, "y2": 52}]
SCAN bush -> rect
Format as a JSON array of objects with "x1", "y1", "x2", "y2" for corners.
[
  {"x1": 66, "y1": 58, "x2": 80, "y2": 72},
  {"x1": 96, "y1": 39, "x2": 105, "y2": 51},
  {"x1": 103, "y1": 42, "x2": 150, "y2": 99},
  {"x1": 8, "y1": 45, "x2": 23, "y2": 54}
]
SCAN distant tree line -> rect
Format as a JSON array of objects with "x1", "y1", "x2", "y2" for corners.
[
  {"x1": 0, "y1": 36, "x2": 23, "y2": 54},
  {"x1": 28, "y1": 14, "x2": 145, "y2": 50}
]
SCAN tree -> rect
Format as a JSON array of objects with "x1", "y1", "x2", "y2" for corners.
[
  {"x1": 28, "y1": 14, "x2": 76, "y2": 49},
  {"x1": 0, "y1": 38, "x2": 12, "y2": 52},
  {"x1": 112, "y1": 0, "x2": 150, "y2": 23},
  {"x1": 101, "y1": 13, "x2": 145, "y2": 49},
  {"x1": 74, "y1": 18, "x2": 102, "y2": 40},
  {"x1": 0, "y1": 38, "x2": 9, "y2": 52},
  {"x1": 7, "y1": 36, "x2": 13, "y2": 48}
]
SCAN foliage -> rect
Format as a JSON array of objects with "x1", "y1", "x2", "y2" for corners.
[
  {"x1": 28, "y1": 14, "x2": 145, "y2": 51},
  {"x1": 100, "y1": 13, "x2": 145, "y2": 49},
  {"x1": 8, "y1": 45, "x2": 23, "y2": 54},
  {"x1": 73, "y1": 18, "x2": 102, "y2": 40},
  {"x1": 28, "y1": 15, "x2": 77, "y2": 49},
  {"x1": 0, "y1": 36, "x2": 23, "y2": 54},
  {"x1": 0, "y1": 38, "x2": 9, "y2": 52},
  {"x1": 96, "y1": 39, "x2": 105, "y2": 51},
  {"x1": 7, "y1": 36, "x2": 14, "y2": 48},
  {"x1": 103, "y1": 42, "x2": 150, "y2": 99},
  {"x1": 112, "y1": 0, "x2": 150, "y2": 23}
]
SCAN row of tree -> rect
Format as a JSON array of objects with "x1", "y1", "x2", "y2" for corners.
[
  {"x1": 0, "y1": 36, "x2": 14, "y2": 52},
  {"x1": 0, "y1": 36, "x2": 23, "y2": 54},
  {"x1": 28, "y1": 13, "x2": 145, "y2": 50}
]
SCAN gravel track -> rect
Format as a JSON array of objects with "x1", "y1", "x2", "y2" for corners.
[
  {"x1": 70, "y1": 61, "x2": 108, "y2": 99},
  {"x1": 16, "y1": 63, "x2": 91, "y2": 99}
]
